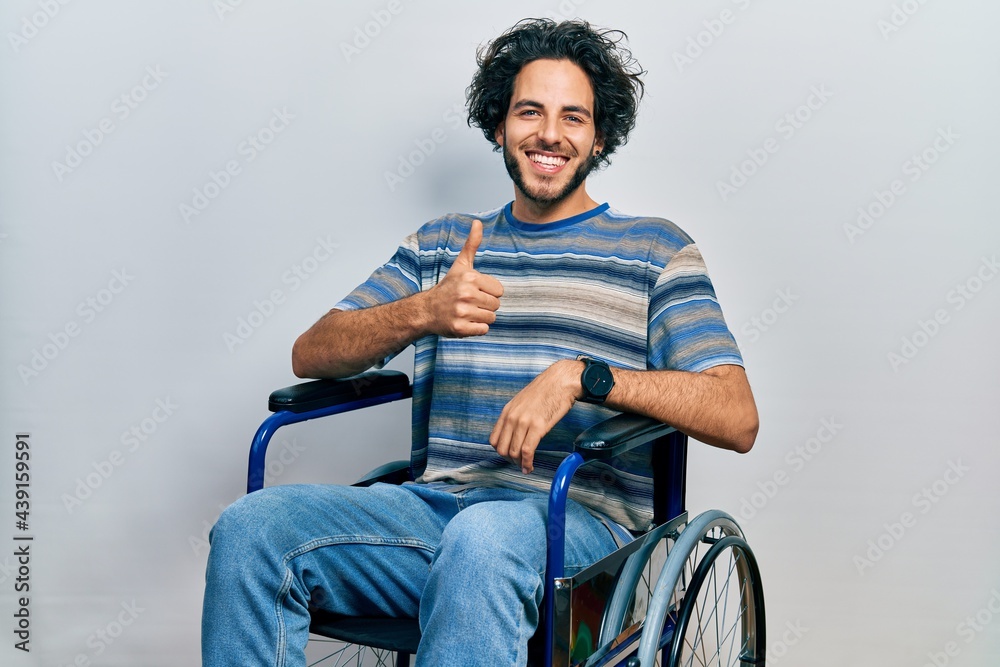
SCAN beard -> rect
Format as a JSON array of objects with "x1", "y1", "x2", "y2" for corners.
[{"x1": 502, "y1": 141, "x2": 599, "y2": 208}]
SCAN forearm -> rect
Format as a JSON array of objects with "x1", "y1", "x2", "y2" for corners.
[
  {"x1": 604, "y1": 364, "x2": 759, "y2": 453},
  {"x1": 489, "y1": 360, "x2": 758, "y2": 474},
  {"x1": 291, "y1": 295, "x2": 432, "y2": 379}
]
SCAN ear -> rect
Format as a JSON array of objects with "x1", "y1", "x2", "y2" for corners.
[
  {"x1": 594, "y1": 132, "x2": 605, "y2": 156},
  {"x1": 494, "y1": 122, "x2": 505, "y2": 147}
]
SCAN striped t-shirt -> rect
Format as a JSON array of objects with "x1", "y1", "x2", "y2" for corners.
[{"x1": 335, "y1": 202, "x2": 743, "y2": 532}]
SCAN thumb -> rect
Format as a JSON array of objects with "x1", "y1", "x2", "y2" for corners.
[{"x1": 454, "y1": 219, "x2": 483, "y2": 270}]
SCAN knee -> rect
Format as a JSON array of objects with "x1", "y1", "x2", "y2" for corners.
[
  {"x1": 427, "y1": 503, "x2": 546, "y2": 624},
  {"x1": 437, "y1": 502, "x2": 546, "y2": 574},
  {"x1": 209, "y1": 486, "x2": 301, "y2": 556}
]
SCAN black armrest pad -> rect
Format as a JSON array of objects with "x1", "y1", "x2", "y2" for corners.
[
  {"x1": 268, "y1": 371, "x2": 412, "y2": 414},
  {"x1": 353, "y1": 460, "x2": 411, "y2": 487},
  {"x1": 574, "y1": 413, "x2": 677, "y2": 460}
]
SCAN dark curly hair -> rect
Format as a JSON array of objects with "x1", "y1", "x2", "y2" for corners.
[{"x1": 467, "y1": 18, "x2": 645, "y2": 169}]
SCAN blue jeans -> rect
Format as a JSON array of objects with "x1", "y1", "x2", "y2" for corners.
[{"x1": 202, "y1": 482, "x2": 622, "y2": 666}]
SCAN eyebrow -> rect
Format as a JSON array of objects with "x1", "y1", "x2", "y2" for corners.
[{"x1": 512, "y1": 99, "x2": 593, "y2": 119}]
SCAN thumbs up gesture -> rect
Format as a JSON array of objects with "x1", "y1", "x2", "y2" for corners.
[{"x1": 425, "y1": 219, "x2": 504, "y2": 337}]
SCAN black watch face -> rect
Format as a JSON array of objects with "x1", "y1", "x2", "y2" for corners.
[{"x1": 583, "y1": 363, "x2": 613, "y2": 399}]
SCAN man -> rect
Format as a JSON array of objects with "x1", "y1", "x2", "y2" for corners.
[{"x1": 203, "y1": 18, "x2": 757, "y2": 667}]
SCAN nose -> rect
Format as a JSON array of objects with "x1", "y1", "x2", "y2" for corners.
[{"x1": 536, "y1": 115, "x2": 561, "y2": 147}]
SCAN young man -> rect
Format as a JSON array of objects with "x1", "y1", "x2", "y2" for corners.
[{"x1": 203, "y1": 18, "x2": 757, "y2": 667}]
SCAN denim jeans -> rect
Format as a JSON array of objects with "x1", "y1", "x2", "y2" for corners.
[{"x1": 202, "y1": 481, "x2": 623, "y2": 667}]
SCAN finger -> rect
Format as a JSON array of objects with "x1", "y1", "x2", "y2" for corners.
[
  {"x1": 489, "y1": 405, "x2": 525, "y2": 464},
  {"x1": 489, "y1": 412, "x2": 510, "y2": 457},
  {"x1": 453, "y1": 322, "x2": 491, "y2": 338},
  {"x1": 520, "y1": 439, "x2": 536, "y2": 475},
  {"x1": 476, "y1": 273, "x2": 505, "y2": 299},
  {"x1": 450, "y1": 295, "x2": 497, "y2": 332},
  {"x1": 512, "y1": 421, "x2": 543, "y2": 475},
  {"x1": 454, "y1": 219, "x2": 483, "y2": 270},
  {"x1": 504, "y1": 420, "x2": 533, "y2": 470},
  {"x1": 466, "y1": 288, "x2": 501, "y2": 314},
  {"x1": 488, "y1": 404, "x2": 507, "y2": 447}
]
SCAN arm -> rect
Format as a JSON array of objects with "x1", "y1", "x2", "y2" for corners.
[
  {"x1": 490, "y1": 360, "x2": 758, "y2": 474},
  {"x1": 292, "y1": 220, "x2": 503, "y2": 379},
  {"x1": 291, "y1": 301, "x2": 428, "y2": 379},
  {"x1": 605, "y1": 363, "x2": 758, "y2": 453}
]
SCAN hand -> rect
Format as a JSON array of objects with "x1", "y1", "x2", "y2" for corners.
[
  {"x1": 424, "y1": 220, "x2": 504, "y2": 337},
  {"x1": 489, "y1": 360, "x2": 584, "y2": 474}
]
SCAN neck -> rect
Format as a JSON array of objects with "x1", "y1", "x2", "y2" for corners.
[{"x1": 510, "y1": 187, "x2": 599, "y2": 224}]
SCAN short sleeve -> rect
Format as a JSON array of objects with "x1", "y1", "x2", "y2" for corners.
[
  {"x1": 334, "y1": 232, "x2": 422, "y2": 312},
  {"x1": 648, "y1": 244, "x2": 743, "y2": 372}
]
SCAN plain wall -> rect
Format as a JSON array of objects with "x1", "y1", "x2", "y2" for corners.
[{"x1": 1, "y1": 1, "x2": 998, "y2": 665}]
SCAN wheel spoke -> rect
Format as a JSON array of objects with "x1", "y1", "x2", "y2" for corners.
[
  {"x1": 668, "y1": 532, "x2": 762, "y2": 667},
  {"x1": 307, "y1": 638, "x2": 399, "y2": 667}
]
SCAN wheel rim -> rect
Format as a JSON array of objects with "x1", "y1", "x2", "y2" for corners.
[{"x1": 668, "y1": 535, "x2": 765, "y2": 667}]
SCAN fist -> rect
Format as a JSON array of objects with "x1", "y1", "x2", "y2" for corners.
[{"x1": 427, "y1": 220, "x2": 504, "y2": 337}]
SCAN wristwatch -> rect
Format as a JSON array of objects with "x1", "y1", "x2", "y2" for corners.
[{"x1": 578, "y1": 356, "x2": 614, "y2": 404}]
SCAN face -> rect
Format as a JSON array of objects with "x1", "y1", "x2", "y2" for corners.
[{"x1": 495, "y1": 59, "x2": 604, "y2": 209}]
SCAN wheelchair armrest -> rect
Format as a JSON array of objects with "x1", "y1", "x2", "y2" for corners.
[
  {"x1": 573, "y1": 413, "x2": 677, "y2": 460},
  {"x1": 268, "y1": 370, "x2": 412, "y2": 413},
  {"x1": 248, "y1": 370, "x2": 413, "y2": 494},
  {"x1": 352, "y1": 460, "x2": 411, "y2": 487}
]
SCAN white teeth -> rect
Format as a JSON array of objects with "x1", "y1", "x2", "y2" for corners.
[{"x1": 529, "y1": 153, "x2": 567, "y2": 166}]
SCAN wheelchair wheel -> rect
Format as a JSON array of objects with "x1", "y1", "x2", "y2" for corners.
[
  {"x1": 631, "y1": 510, "x2": 764, "y2": 667},
  {"x1": 306, "y1": 637, "x2": 408, "y2": 666},
  {"x1": 597, "y1": 520, "x2": 674, "y2": 648},
  {"x1": 666, "y1": 535, "x2": 765, "y2": 666}
]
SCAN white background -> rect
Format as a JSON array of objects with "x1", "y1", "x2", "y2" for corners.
[{"x1": 2, "y1": 1, "x2": 998, "y2": 665}]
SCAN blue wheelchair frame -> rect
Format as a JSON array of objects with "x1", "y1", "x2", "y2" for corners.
[{"x1": 246, "y1": 370, "x2": 753, "y2": 667}]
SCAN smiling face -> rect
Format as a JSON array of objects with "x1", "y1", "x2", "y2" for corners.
[{"x1": 495, "y1": 58, "x2": 604, "y2": 222}]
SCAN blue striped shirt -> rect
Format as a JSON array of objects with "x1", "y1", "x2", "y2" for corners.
[{"x1": 335, "y1": 202, "x2": 743, "y2": 531}]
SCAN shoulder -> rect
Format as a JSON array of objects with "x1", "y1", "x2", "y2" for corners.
[
  {"x1": 409, "y1": 205, "x2": 506, "y2": 247},
  {"x1": 604, "y1": 208, "x2": 694, "y2": 246},
  {"x1": 601, "y1": 208, "x2": 697, "y2": 265}
]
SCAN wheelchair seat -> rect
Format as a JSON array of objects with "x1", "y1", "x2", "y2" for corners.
[{"x1": 309, "y1": 611, "x2": 420, "y2": 654}]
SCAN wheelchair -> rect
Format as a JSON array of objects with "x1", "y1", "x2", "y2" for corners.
[{"x1": 247, "y1": 370, "x2": 766, "y2": 666}]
